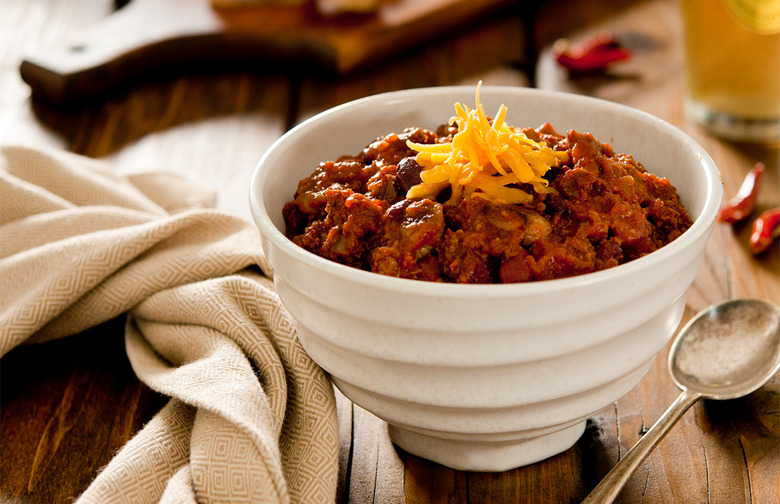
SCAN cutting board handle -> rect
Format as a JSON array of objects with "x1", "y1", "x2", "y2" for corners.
[{"x1": 20, "y1": 0, "x2": 229, "y2": 104}]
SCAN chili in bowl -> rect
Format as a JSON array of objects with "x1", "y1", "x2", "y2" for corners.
[{"x1": 249, "y1": 85, "x2": 722, "y2": 471}]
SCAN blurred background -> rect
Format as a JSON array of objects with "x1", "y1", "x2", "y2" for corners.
[{"x1": 1, "y1": 0, "x2": 697, "y2": 221}]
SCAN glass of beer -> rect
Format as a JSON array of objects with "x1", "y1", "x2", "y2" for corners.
[{"x1": 681, "y1": 0, "x2": 780, "y2": 143}]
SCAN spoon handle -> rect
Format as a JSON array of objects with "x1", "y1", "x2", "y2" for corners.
[{"x1": 581, "y1": 389, "x2": 702, "y2": 504}]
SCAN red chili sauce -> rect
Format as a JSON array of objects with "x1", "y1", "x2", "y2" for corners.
[{"x1": 282, "y1": 124, "x2": 693, "y2": 283}]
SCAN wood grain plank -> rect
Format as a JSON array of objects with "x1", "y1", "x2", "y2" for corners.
[
  {"x1": 0, "y1": 0, "x2": 113, "y2": 148},
  {"x1": 471, "y1": 449, "x2": 586, "y2": 503},
  {"x1": 296, "y1": 8, "x2": 531, "y2": 124},
  {"x1": 0, "y1": 318, "x2": 168, "y2": 504},
  {"x1": 403, "y1": 455, "x2": 467, "y2": 504},
  {"x1": 344, "y1": 405, "x2": 405, "y2": 503},
  {"x1": 99, "y1": 74, "x2": 292, "y2": 221},
  {"x1": 335, "y1": 390, "x2": 354, "y2": 503},
  {"x1": 19, "y1": 0, "x2": 519, "y2": 104}
]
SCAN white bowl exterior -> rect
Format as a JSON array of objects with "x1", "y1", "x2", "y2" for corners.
[{"x1": 250, "y1": 87, "x2": 722, "y2": 471}]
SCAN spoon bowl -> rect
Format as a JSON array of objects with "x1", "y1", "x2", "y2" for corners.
[
  {"x1": 583, "y1": 298, "x2": 780, "y2": 504},
  {"x1": 670, "y1": 298, "x2": 780, "y2": 399}
]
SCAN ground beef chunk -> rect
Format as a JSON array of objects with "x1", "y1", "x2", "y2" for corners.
[
  {"x1": 361, "y1": 127, "x2": 437, "y2": 166},
  {"x1": 291, "y1": 190, "x2": 386, "y2": 268},
  {"x1": 439, "y1": 198, "x2": 550, "y2": 283},
  {"x1": 371, "y1": 199, "x2": 445, "y2": 281}
]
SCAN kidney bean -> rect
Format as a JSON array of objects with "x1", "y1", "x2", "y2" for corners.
[
  {"x1": 385, "y1": 199, "x2": 412, "y2": 221},
  {"x1": 396, "y1": 156, "x2": 423, "y2": 194}
]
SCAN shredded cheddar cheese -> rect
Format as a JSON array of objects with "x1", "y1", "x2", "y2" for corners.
[{"x1": 406, "y1": 82, "x2": 568, "y2": 204}]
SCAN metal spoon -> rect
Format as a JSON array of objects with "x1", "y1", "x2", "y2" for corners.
[{"x1": 582, "y1": 298, "x2": 780, "y2": 504}]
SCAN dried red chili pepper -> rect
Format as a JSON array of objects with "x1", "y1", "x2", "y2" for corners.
[
  {"x1": 717, "y1": 162, "x2": 764, "y2": 224},
  {"x1": 749, "y1": 208, "x2": 780, "y2": 255},
  {"x1": 553, "y1": 32, "x2": 632, "y2": 73}
]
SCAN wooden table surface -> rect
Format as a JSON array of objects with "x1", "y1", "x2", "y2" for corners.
[{"x1": 1, "y1": 0, "x2": 778, "y2": 503}]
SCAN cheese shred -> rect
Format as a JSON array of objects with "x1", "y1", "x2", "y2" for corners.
[{"x1": 406, "y1": 82, "x2": 568, "y2": 204}]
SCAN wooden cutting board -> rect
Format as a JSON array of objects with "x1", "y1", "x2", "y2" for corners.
[{"x1": 20, "y1": 0, "x2": 516, "y2": 105}]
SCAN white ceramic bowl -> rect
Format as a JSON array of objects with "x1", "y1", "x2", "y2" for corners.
[{"x1": 249, "y1": 86, "x2": 722, "y2": 471}]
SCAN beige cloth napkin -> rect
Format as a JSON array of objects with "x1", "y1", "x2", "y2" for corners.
[{"x1": 0, "y1": 146, "x2": 339, "y2": 503}]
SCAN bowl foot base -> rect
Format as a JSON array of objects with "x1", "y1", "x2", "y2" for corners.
[{"x1": 388, "y1": 421, "x2": 585, "y2": 472}]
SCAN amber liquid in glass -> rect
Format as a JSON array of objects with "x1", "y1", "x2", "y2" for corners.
[{"x1": 681, "y1": 0, "x2": 780, "y2": 142}]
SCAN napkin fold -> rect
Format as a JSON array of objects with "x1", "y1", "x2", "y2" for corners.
[{"x1": 0, "y1": 146, "x2": 339, "y2": 503}]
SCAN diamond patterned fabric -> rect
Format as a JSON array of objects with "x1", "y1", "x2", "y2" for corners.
[{"x1": 0, "y1": 146, "x2": 339, "y2": 504}]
